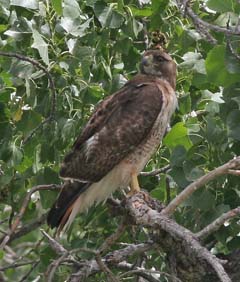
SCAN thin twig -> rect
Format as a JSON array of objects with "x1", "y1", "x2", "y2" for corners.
[
  {"x1": 99, "y1": 219, "x2": 126, "y2": 253},
  {"x1": 0, "y1": 260, "x2": 37, "y2": 271},
  {"x1": 18, "y1": 260, "x2": 40, "y2": 282},
  {"x1": 23, "y1": 117, "x2": 53, "y2": 144},
  {"x1": 118, "y1": 262, "x2": 182, "y2": 282},
  {"x1": 45, "y1": 253, "x2": 69, "y2": 282},
  {"x1": 0, "y1": 184, "x2": 61, "y2": 248},
  {"x1": 69, "y1": 243, "x2": 154, "y2": 282},
  {"x1": 41, "y1": 229, "x2": 68, "y2": 255},
  {"x1": 140, "y1": 164, "x2": 171, "y2": 177},
  {"x1": 95, "y1": 252, "x2": 120, "y2": 282},
  {"x1": 161, "y1": 156, "x2": 240, "y2": 216},
  {"x1": 197, "y1": 207, "x2": 240, "y2": 240}
]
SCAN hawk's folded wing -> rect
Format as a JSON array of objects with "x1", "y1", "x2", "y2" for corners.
[{"x1": 60, "y1": 75, "x2": 164, "y2": 182}]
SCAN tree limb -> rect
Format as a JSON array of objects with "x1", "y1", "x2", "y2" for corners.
[
  {"x1": 8, "y1": 213, "x2": 48, "y2": 244},
  {"x1": 176, "y1": 0, "x2": 240, "y2": 45},
  {"x1": 161, "y1": 156, "x2": 240, "y2": 216},
  {"x1": 126, "y1": 192, "x2": 231, "y2": 282},
  {"x1": 197, "y1": 207, "x2": 240, "y2": 241}
]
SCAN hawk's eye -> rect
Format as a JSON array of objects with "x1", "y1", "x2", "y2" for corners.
[{"x1": 156, "y1": 56, "x2": 165, "y2": 62}]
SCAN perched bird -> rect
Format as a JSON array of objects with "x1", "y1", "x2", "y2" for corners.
[{"x1": 47, "y1": 49, "x2": 177, "y2": 233}]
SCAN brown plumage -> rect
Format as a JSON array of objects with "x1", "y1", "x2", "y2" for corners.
[{"x1": 47, "y1": 49, "x2": 177, "y2": 232}]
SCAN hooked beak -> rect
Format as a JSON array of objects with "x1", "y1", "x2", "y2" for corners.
[{"x1": 141, "y1": 55, "x2": 153, "y2": 66}]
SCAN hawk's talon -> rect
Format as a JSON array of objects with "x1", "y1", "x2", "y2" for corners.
[{"x1": 128, "y1": 172, "x2": 141, "y2": 196}]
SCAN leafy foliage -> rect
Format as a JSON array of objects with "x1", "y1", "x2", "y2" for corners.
[{"x1": 0, "y1": 0, "x2": 240, "y2": 281}]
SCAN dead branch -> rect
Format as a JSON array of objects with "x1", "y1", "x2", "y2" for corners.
[
  {"x1": 161, "y1": 156, "x2": 240, "y2": 216},
  {"x1": 197, "y1": 207, "x2": 240, "y2": 241},
  {"x1": 0, "y1": 184, "x2": 61, "y2": 248}
]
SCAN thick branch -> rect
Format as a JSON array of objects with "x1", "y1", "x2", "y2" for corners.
[
  {"x1": 161, "y1": 156, "x2": 240, "y2": 216},
  {"x1": 126, "y1": 192, "x2": 231, "y2": 282}
]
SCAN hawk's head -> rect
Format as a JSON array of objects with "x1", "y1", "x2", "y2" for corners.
[{"x1": 140, "y1": 50, "x2": 176, "y2": 90}]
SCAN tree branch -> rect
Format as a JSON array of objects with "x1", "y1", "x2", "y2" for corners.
[
  {"x1": 197, "y1": 207, "x2": 240, "y2": 241},
  {"x1": 8, "y1": 213, "x2": 48, "y2": 244},
  {"x1": 161, "y1": 156, "x2": 240, "y2": 216},
  {"x1": 126, "y1": 192, "x2": 231, "y2": 282},
  {"x1": 0, "y1": 260, "x2": 37, "y2": 271},
  {"x1": 99, "y1": 218, "x2": 126, "y2": 254},
  {"x1": 117, "y1": 261, "x2": 183, "y2": 282},
  {"x1": 177, "y1": 0, "x2": 240, "y2": 41},
  {"x1": 140, "y1": 164, "x2": 170, "y2": 177}
]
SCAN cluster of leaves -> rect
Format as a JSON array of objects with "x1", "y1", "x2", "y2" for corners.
[{"x1": 1, "y1": 0, "x2": 240, "y2": 281}]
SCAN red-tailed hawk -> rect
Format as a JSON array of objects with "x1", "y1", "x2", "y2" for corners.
[{"x1": 47, "y1": 49, "x2": 177, "y2": 232}]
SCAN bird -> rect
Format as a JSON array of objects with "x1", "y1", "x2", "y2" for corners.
[{"x1": 47, "y1": 48, "x2": 177, "y2": 233}]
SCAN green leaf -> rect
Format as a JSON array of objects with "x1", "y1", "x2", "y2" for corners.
[
  {"x1": 63, "y1": 0, "x2": 81, "y2": 19},
  {"x1": 130, "y1": 6, "x2": 152, "y2": 17},
  {"x1": 94, "y1": 2, "x2": 124, "y2": 28},
  {"x1": 163, "y1": 122, "x2": 192, "y2": 150},
  {"x1": 152, "y1": 0, "x2": 169, "y2": 11},
  {"x1": 11, "y1": 0, "x2": 38, "y2": 9},
  {"x1": 207, "y1": 0, "x2": 235, "y2": 13},
  {"x1": 205, "y1": 45, "x2": 239, "y2": 87},
  {"x1": 185, "y1": 190, "x2": 215, "y2": 211},
  {"x1": 150, "y1": 174, "x2": 166, "y2": 201},
  {"x1": 10, "y1": 60, "x2": 34, "y2": 79},
  {"x1": 225, "y1": 45, "x2": 240, "y2": 74},
  {"x1": 16, "y1": 111, "x2": 42, "y2": 135},
  {"x1": 9, "y1": 143, "x2": 23, "y2": 166},
  {"x1": 31, "y1": 29, "x2": 49, "y2": 65},
  {"x1": 61, "y1": 119, "x2": 76, "y2": 142},
  {"x1": 179, "y1": 94, "x2": 191, "y2": 114},
  {"x1": 52, "y1": 0, "x2": 62, "y2": 15},
  {"x1": 226, "y1": 109, "x2": 240, "y2": 140},
  {"x1": 184, "y1": 166, "x2": 205, "y2": 181},
  {"x1": 170, "y1": 146, "x2": 187, "y2": 167},
  {"x1": 60, "y1": 18, "x2": 91, "y2": 37}
]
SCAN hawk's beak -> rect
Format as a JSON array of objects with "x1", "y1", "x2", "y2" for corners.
[{"x1": 141, "y1": 55, "x2": 153, "y2": 66}]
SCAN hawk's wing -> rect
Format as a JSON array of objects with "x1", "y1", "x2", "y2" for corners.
[{"x1": 60, "y1": 75, "x2": 163, "y2": 182}]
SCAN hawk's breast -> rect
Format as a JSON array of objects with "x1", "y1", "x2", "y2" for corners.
[{"x1": 118, "y1": 78, "x2": 177, "y2": 186}]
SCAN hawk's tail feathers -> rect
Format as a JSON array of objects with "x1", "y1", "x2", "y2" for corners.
[{"x1": 47, "y1": 181, "x2": 91, "y2": 233}]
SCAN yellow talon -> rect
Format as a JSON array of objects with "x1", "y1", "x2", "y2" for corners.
[{"x1": 128, "y1": 172, "x2": 141, "y2": 195}]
